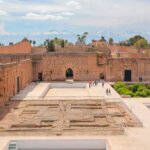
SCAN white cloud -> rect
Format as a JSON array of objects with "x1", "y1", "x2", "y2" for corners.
[
  {"x1": 31, "y1": 30, "x2": 70, "y2": 36},
  {"x1": 0, "y1": 0, "x2": 150, "y2": 27},
  {"x1": 0, "y1": 24, "x2": 29, "y2": 36},
  {"x1": 0, "y1": 24, "x2": 18, "y2": 35},
  {"x1": 0, "y1": 10, "x2": 8, "y2": 16},
  {"x1": 69, "y1": 0, "x2": 150, "y2": 27},
  {"x1": 23, "y1": 13, "x2": 66, "y2": 21},
  {"x1": 66, "y1": 1, "x2": 81, "y2": 9},
  {"x1": 1, "y1": 0, "x2": 150, "y2": 42},
  {"x1": 113, "y1": 4, "x2": 119, "y2": 8},
  {"x1": 0, "y1": 24, "x2": 9, "y2": 35},
  {"x1": 61, "y1": 12, "x2": 74, "y2": 16},
  {"x1": 0, "y1": 26, "x2": 71, "y2": 36},
  {"x1": 0, "y1": 1, "x2": 80, "y2": 14},
  {"x1": 0, "y1": 1, "x2": 79, "y2": 21}
]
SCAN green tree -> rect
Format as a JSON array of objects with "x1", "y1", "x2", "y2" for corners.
[
  {"x1": 109, "y1": 38, "x2": 113, "y2": 45},
  {"x1": 134, "y1": 39, "x2": 148, "y2": 52},
  {"x1": 44, "y1": 38, "x2": 68, "y2": 48},
  {"x1": 33, "y1": 40, "x2": 36, "y2": 46},
  {"x1": 52, "y1": 38, "x2": 68, "y2": 46},
  {"x1": 76, "y1": 32, "x2": 88, "y2": 45},
  {"x1": 22, "y1": 37, "x2": 29, "y2": 42},
  {"x1": 100, "y1": 36, "x2": 106, "y2": 42},
  {"x1": 61, "y1": 40, "x2": 65, "y2": 48},
  {"x1": 9, "y1": 42, "x2": 13, "y2": 45},
  {"x1": 47, "y1": 40, "x2": 55, "y2": 52},
  {"x1": 128, "y1": 35, "x2": 145, "y2": 46},
  {"x1": 65, "y1": 40, "x2": 68, "y2": 44}
]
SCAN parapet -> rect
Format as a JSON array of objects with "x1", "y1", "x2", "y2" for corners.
[{"x1": 0, "y1": 41, "x2": 32, "y2": 54}]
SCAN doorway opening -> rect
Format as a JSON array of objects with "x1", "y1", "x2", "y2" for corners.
[
  {"x1": 38, "y1": 72, "x2": 43, "y2": 81},
  {"x1": 124, "y1": 70, "x2": 132, "y2": 81},
  {"x1": 17, "y1": 77, "x2": 20, "y2": 93},
  {"x1": 66, "y1": 68, "x2": 73, "y2": 79},
  {"x1": 100, "y1": 73, "x2": 105, "y2": 80}
]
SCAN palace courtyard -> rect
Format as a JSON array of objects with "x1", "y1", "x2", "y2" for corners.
[
  {"x1": 0, "y1": 81, "x2": 150, "y2": 150},
  {"x1": 0, "y1": 40, "x2": 150, "y2": 149}
]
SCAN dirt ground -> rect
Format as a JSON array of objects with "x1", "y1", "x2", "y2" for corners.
[{"x1": 0, "y1": 100, "x2": 142, "y2": 136}]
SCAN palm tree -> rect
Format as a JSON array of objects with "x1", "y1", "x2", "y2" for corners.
[
  {"x1": 76, "y1": 32, "x2": 88, "y2": 44},
  {"x1": 33, "y1": 40, "x2": 36, "y2": 46},
  {"x1": 109, "y1": 38, "x2": 113, "y2": 45}
]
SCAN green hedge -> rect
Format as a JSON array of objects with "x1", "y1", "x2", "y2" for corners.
[{"x1": 113, "y1": 82, "x2": 150, "y2": 97}]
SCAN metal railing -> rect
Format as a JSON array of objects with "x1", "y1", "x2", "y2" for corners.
[{"x1": 8, "y1": 141, "x2": 17, "y2": 150}]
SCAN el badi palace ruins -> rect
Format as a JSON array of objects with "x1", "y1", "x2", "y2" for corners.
[{"x1": 0, "y1": 39, "x2": 150, "y2": 105}]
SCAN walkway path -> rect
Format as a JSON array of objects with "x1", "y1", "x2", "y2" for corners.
[
  {"x1": 88, "y1": 82, "x2": 121, "y2": 101},
  {"x1": 11, "y1": 81, "x2": 121, "y2": 101}
]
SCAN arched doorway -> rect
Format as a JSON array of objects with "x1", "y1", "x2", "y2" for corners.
[
  {"x1": 100, "y1": 73, "x2": 105, "y2": 80},
  {"x1": 66, "y1": 68, "x2": 73, "y2": 78}
]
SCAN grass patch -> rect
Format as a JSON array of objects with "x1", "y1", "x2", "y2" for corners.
[{"x1": 113, "y1": 82, "x2": 150, "y2": 97}]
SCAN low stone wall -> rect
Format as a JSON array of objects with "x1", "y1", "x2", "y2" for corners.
[{"x1": 50, "y1": 82, "x2": 88, "y2": 88}]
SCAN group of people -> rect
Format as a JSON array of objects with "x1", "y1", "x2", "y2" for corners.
[
  {"x1": 101, "y1": 82, "x2": 111, "y2": 95},
  {"x1": 89, "y1": 81, "x2": 111, "y2": 95},
  {"x1": 106, "y1": 88, "x2": 111, "y2": 95},
  {"x1": 89, "y1": 80, "x2": 99, "y2": 88}
]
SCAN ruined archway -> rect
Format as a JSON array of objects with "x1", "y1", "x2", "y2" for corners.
[{"x1": 66, "y1": 68, "x2": 73, "y2": 78}]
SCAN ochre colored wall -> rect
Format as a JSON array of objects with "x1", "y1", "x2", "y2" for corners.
[
  {"x1": 33, "y1": 53, "x2": 150, "y2": 82},
  {"x1": 106, "y1": 58, "x2": 150, "y2": 82},
  {"x1": 0, "y1": 41, "x2": 32, "y2": 54},
  {"x1": 0, "y1": 58, "x2": 33, "y2": 105},
  {"x1": 33, "y1": 53, "x2": 106, "y2": 81}
]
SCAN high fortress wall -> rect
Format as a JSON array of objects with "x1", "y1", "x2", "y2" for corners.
[
  {"x1": 0, "y1": 40, "x2": 150, "y2": 105},
  {"x1": 36, "y1": 53, "x2": 106, "y2": 81},
  {"x1": 0, "y1": 41, "x2": 32, "y2": 105}
]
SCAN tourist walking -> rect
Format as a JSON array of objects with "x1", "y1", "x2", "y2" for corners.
[
  {"x1": 108, "y1": 89, "x2": 111, "y2": 95},
  {"x1": 93, "y1": 81, "x2": 95, "y2": 86},
  {"x1": 106, "y1": 88, "x2": 108, "y2": 95},
  {"x1": 102, "y1": 82, "x2": 104, "y2": 88},
  {"x1": 89, "y1": 81, "x2": 91, "y2": 88},
  {"x1": 95, "y1": 80, "x2": 98, "y2": 86}
]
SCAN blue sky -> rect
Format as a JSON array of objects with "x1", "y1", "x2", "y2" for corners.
[{"x1": 0, "y1": 0, "x2": 150, "y2": 45}]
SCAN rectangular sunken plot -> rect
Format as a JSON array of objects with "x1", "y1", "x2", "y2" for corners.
[
  {"x1": 20, "y1": 110, "x2": 39, "y2": 119},
  {"x1": 0, "y1": 100, "x2": 142, "y2": 136}
]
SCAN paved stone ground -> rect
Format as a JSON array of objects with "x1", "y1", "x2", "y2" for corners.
[
  {"x1": 44, "y1": 88, "x2": 90, "y2": 99},
  {"x1": 11, "y1": 82, "x2": 50, "y2": 100},
  {"x1": 12, "y1": 82, "x2": 121, "y2": 101}
]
